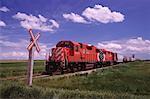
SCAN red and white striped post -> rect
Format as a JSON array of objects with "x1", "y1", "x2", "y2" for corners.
[{"x1": 27, "y1": 29, "x2": 40, "y2": 86}]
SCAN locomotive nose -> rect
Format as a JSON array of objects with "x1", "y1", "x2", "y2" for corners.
[{"x1": 52, "y1": 47, "x2": 65, "y2": 62}]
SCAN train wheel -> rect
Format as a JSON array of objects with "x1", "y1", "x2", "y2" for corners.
[
  {"x1": 77, "y1": 65, "x2": 82, "y2": 71},
  {"x1": 60, "y1": 61, "x2": 65, "y2": 74},
  {"x1": 47, "y1": 68, "x2": 53, "y2": 76},
  {"x1": 93, "y1": 64, "x2": 97, "y2": 69},
  {"x1": 110, "y1": 62, "x2": 113, "y2": 66},
  {"x1": 70, "y1": 66, "x2": 74, "y2": 73},
  {"x1": 45, "y1": 64, "x2": 53, "y2": 76},
  {"x1": 59, "y1": 67, "x2": 64, "y2": 74},
  {"x1": 68, "y1": 63, "x2": 74, "y2": 73},
  {"x1": 61, "y1": 69, "x2": 64, "y2": 74},
  {"x1": 81, "y1": 63, "x2": 86, "y2": 70},
  {"x1": 96, "y1": 62, "x2": 102, "y2": 68},
  {"x1": 49, "y1": 71, "x2": 53, "y2": 76}
]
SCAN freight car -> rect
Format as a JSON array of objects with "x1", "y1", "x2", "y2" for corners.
[
  {"x1": 45, "y1": 41, "x2": 118, "y2": 75},
  {"x1": 123, "y1": 54, "x2": 135, "y2": 63}
]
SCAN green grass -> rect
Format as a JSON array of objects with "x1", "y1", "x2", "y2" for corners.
[
  {"x1": 34, "y1": 61, "x2": 150, "y2": 95},
  {"x1": 0, "y1": 60, "x2": 150, "y2": 98},
  {"x1": 0, "y1": 81, "x2": 149, "y2": 99},
  {"x1": 0, "y1": 60, "x2": 44, "y2": 78}
]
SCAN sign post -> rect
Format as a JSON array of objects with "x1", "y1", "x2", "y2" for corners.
[{"x1": 27, "y1": 29, "x2": 40, "y2": 86}]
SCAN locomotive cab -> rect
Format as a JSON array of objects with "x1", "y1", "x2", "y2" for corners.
[
  {"x1": 56, "y1": 41, "x2": 73, "y2": 49},
  {"x1": 56, "y1": 41, "x2": 74, "y2": 56}
]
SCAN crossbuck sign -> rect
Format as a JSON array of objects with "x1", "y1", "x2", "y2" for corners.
[{"x1": 27, "y1": 29, "x2": 40, "y2": 86}]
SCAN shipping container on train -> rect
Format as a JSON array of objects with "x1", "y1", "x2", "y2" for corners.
[{"x1": 45, "y1": 40, "x2": 118, "y2": 75}]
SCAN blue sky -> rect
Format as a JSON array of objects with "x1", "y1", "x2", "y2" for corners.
[{"x1": 0, "y1": 0, "x2": 150, "y2": 59}]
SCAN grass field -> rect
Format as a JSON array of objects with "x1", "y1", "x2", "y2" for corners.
[
  {"x1": 0, "y1": 60, "x2": 150, "y2": 98},
  {"x1": 0, "y1": 60, "x2": 45, "y2": 78}
]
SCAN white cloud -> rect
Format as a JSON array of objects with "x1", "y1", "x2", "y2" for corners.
[
  {"x1": 49, "y1": 19, "x2": 59, "y2": 29},
  {"x1": 98, "y1": 43, "x2": 122, "y2": 49},
  {"x1": 63, "y1": 12, "x2": 88, "y2": 24},
  {"x1": 63, "y1": 4, "x2": 124, "y2": 24},
  {"x1": 13, "y1": 12, "x2": 59, "y2": 32},
  {"x1": 0, "y1": 39, "x2": 53, "y2": 59},
  {"x1": 0, "y1": 39, "x2": 28, "y2": 49},
  {"x1": 0, "y1": 52, "x2": 27, "y2": 59},
  {"x1": 82, "y1": 5, "x2": 124, "y2": 23},
  {"x1": 38, "y1": 15, "x2": 47, "y2": 22},
  {"x1": 0, "y1": 6, "x2": 10, "y2": 12},
  {"x1": 97, "y1": 37, "x2": 150, "y2": 59},
  {"x1": 0, "y1": 20, "x2": 6, "y2": 27}
]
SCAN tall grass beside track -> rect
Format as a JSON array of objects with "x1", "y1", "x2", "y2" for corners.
[
  {"x1": 0, "y1": 60, "x2": 150, "y2": 98},
  {"x1": 33, "y1": 61, "x2": 150, "y2": 95},
  {"x1": 0, "y1": 81, "x2": 149, "y2": 99},
  {"x1": 0, "y1": 60, "x2": 44, "y2": 78}
]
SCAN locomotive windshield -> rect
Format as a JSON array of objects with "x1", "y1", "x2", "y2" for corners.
[{"x1": 56, "y1": 41, "x2": 73, "y2": 50}]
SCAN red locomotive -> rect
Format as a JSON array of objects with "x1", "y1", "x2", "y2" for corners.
[{"x1": 45, "y1": 40, "x2": 118, "y2": 75}]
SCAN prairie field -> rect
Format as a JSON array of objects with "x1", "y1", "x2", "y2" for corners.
[
  {"x1": 0, "y1": 60, "x2": 45, "y2": 78},
  {"x1": 0, "y1": 60, "x2": 150, "y2": 99}
]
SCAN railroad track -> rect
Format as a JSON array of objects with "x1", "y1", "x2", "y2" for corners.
[
  {"x1": 1, "y1": 64, "x2": 121, "y2": 81},
  {"x1": 38, "y1": 65, "x2": 118, "y2": 80}
]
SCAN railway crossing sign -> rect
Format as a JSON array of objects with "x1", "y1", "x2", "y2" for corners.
[
  {"x1": 27, "y1": 29, "x2": 40, "y2": 52},
  {"x1": 27, "y1": 29, "x2": 40, "y2": 86}
]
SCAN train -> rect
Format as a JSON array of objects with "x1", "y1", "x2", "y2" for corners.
[{"x1": 45, "y1": 40, "x2": 134, "y2": 75}]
